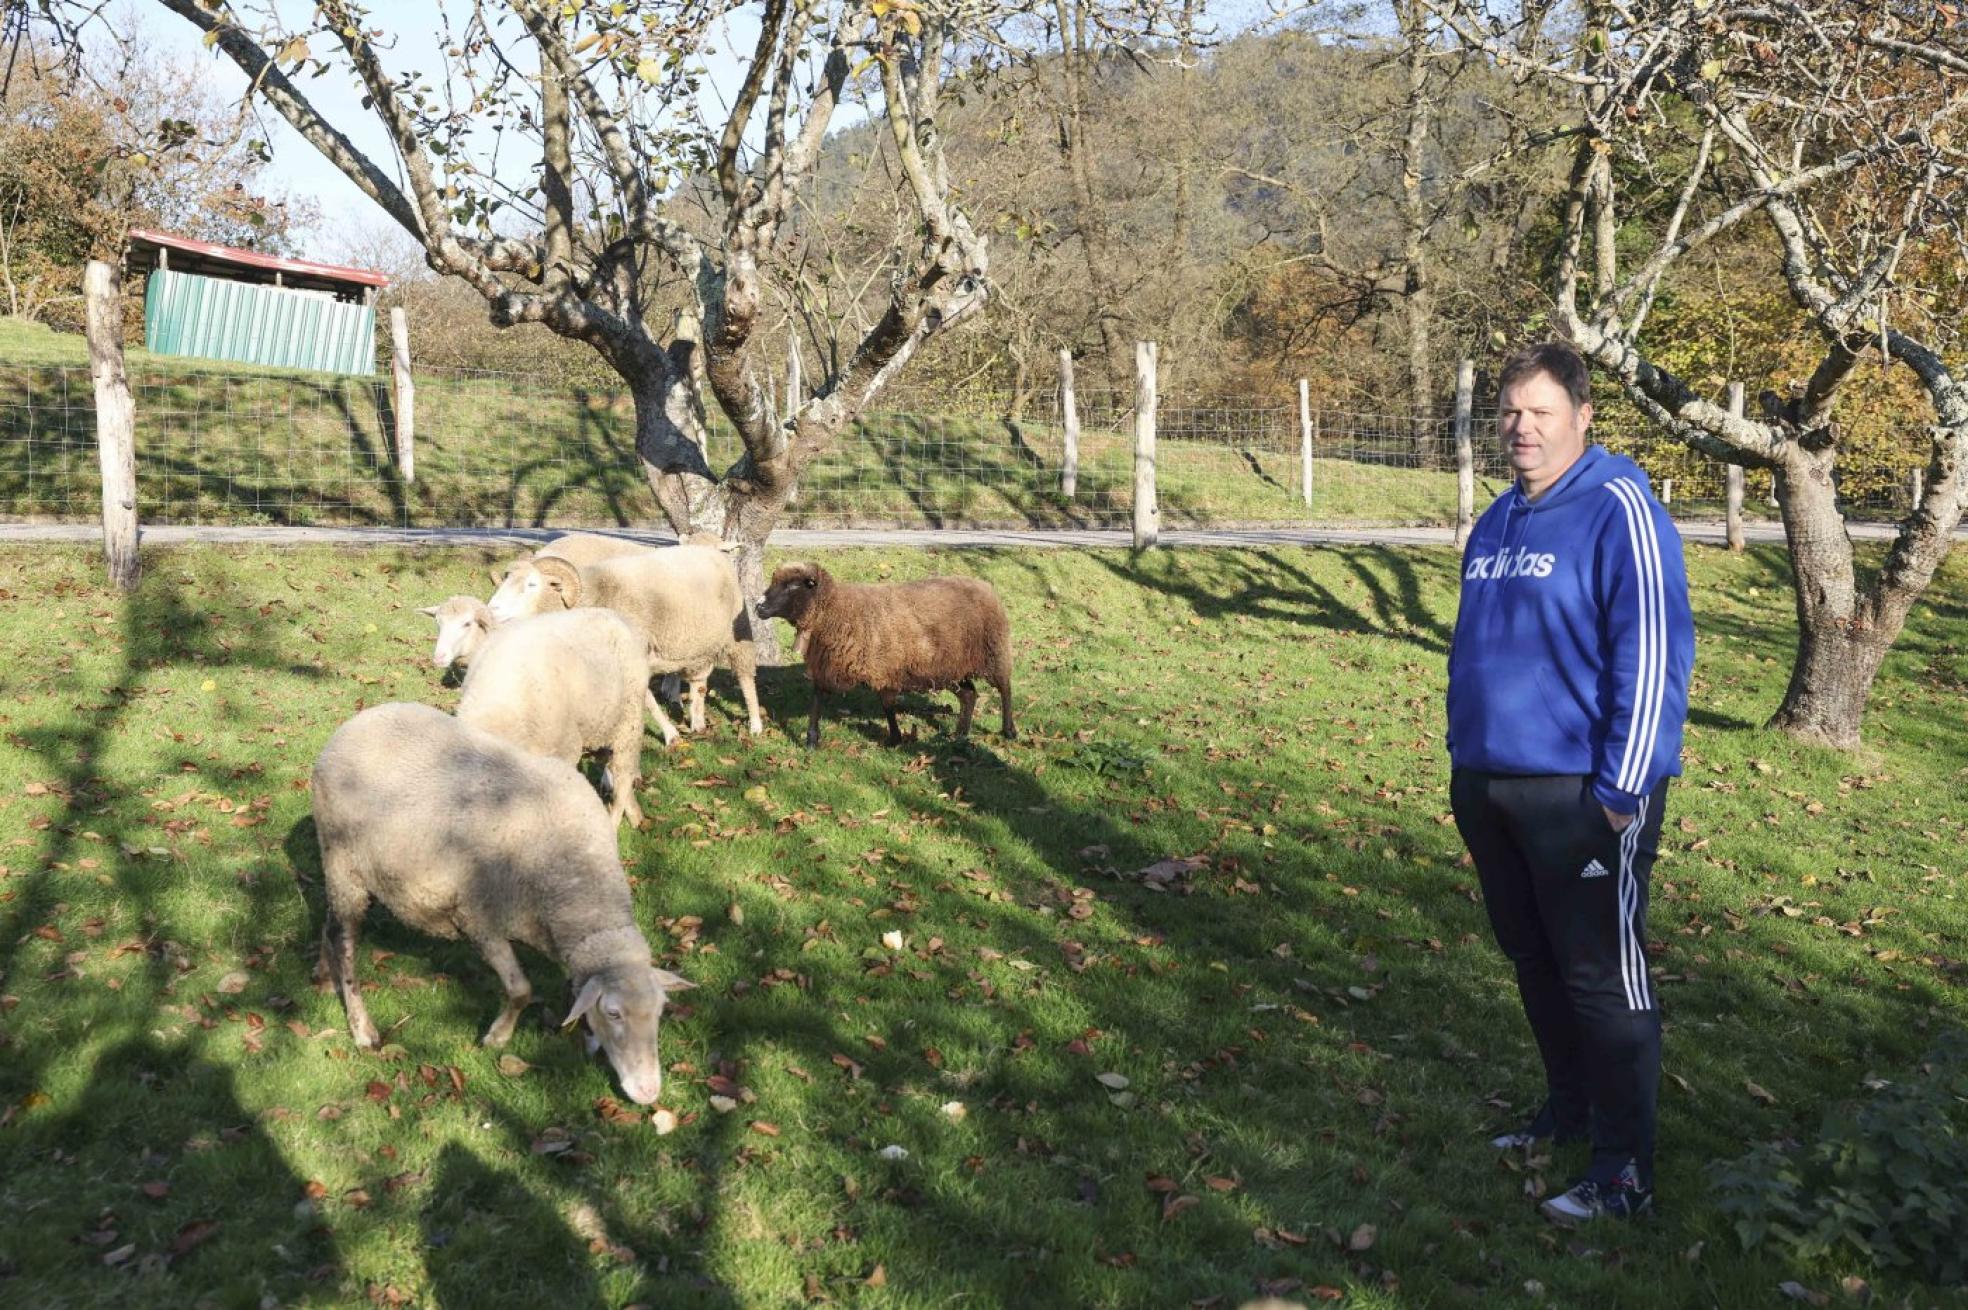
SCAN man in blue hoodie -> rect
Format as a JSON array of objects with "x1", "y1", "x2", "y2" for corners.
[{"x1": 1446, "y1": 342, "x2": 1694, "y2": 1224}]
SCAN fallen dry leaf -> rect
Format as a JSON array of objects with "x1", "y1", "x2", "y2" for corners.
[
  {"x1": 1161, "y1": 1193, "x2": 1200, "y2": 1222},
  {"x1": 1745, "y1": 1080, "x2": 1779, "y2": 1105},
  {"x1": 169, "y1": 1219, "x2": 220, "y2": 1258},
  {"x1": 651, "y1": 1109, "x2": 678, "y2": 1135},
  {"x1": 1348, "y1": 1222, "x2": 1377, "y2": 1251}
]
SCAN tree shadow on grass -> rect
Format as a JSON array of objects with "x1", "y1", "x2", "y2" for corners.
[
  {"x1": 0, "y1": 1033, "x2": 344, "y2": 1305},
  {"x1": 1063, "y1": 544, "x2": 1457, "y2": 654},
  {"x1": 0, "y1": 549, "x2": 341, "y2": 1305},
  {"x1": 421, "y1": 1142, "x2": 607, "y2": 1310}
]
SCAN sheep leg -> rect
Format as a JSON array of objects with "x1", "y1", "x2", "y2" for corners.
[
  {"x1": 995, "y1": 670, "x2": 1016, "y2": 739},
  {"x1": 476, "y1": 936, "x2": 533, "y2": 1048},
  {"x1": 954, "y1": 679, "x2": 978, "y2": 739},
  {"x1": 879, "y1": 691, "x2": 905, "y2": 746},
  {"x1": 806, "y1": 690, "x2": 824, "y2": 748},
  {"x1": 643, "y1": 687, "x2": 681, "y2": 748},
  {"x1": 607, "y1": 724, "x2": 645, "y2": 829},
  {"x1": 737, "y1": 671, "x2": 763, "y2": 736},
  {"x1": 325, "y1": 911, "x2": 380, "y2": 1050},
  {"x1": 688, "y1": 674, "x2": 709, "y2": 733}
]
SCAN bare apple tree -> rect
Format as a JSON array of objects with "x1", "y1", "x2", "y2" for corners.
[
  {"x1": 20, "y1": 0, "x2": 1167, "y2": 648},
  {"x1": 1427, "y1": 0, "x2": 1968, "y2": 747}
]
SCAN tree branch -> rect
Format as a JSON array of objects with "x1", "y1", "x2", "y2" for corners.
[{"x1": 153, "y1": 0, "x2": 423, "y2": 239}]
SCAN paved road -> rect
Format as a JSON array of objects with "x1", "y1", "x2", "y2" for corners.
[{"x1": 0, "y1": 519, "x2": 1943, "y2": 550}]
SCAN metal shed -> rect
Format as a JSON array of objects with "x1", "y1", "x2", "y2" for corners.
[{"x1": 126, "y1": 228, "x2": 390, "y2": 376}]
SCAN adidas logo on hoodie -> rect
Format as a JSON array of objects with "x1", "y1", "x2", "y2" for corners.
[
  {"x1": 1581, "y1": 859, "x2": 1610, "y2": 879},
  {"x1": 1465, "y1": 547, "x2": 1556, "y2": 580}
]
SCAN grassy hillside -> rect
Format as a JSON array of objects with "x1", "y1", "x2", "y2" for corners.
[
  {"x1": 2, "y1": 317, "x2": 1499, "y2": 528},
  {"x1": 0, "y1": 540, "x2": 1964, "y2": 1306}
]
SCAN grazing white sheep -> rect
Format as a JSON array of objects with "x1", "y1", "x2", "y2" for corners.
[
  {"x1": 419, "y1": 595, "x2": 495, "y2": 673},
  {"x1": 311, "y1": 702, "x2": 691, "y2": 1105},
  {"x1": 534, "y1": 531, "x2": 657, "y2": 571},
  {"x1": 489, "y1": 543, "x2": 762, "y2": 740},
  {"x1": 455, "y1": 608, "x2": 655, "y2": 828}
]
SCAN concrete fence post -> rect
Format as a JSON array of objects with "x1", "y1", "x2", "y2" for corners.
[{"x1": 1133, "y1": 341, "x2": 1158, "y2": 549}]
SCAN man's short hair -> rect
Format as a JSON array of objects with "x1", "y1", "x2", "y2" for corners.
[{"x1": 1498, "y1": 342, "x2": 1591, "y2": 410}]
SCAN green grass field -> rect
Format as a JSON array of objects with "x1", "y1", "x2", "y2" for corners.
[{"x1": 0, "y1": 540, "x2": 1964, "y2": 1308}]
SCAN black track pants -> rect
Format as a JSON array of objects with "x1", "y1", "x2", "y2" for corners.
[{"x1": 1450, "y1": 769, "x2": 1669, "y2": 1182}]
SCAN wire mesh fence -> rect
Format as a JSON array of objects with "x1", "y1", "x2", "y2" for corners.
[{"x1": 0, "y1": 359, "x2": 1932, "y2": 530}]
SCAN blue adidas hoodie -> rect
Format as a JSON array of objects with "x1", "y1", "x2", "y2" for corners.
[{"x1": 1446, "y1": 445, "x2": 1694, "y2": 814}]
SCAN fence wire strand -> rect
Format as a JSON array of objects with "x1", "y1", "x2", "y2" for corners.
[{"x1": 0, "y1": 363, "x2": 1927, "y2": 529}]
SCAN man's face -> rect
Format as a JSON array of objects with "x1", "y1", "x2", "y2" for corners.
[{"x1": 1497, "y1": 370, "x2": 1592, "y2": 493}]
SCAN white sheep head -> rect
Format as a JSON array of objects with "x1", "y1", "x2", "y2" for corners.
[
  {"x1": 564, "y1": 965, "x2": 694, "y2": 1106},
  {"x1": 487, "y1": 556, "x2": 582, "y2": 622},
  {"x1": 418, "y1": 596, "x2": 495, "y2": 671}
]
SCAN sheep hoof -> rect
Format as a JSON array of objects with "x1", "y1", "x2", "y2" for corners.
[
  {"x1": 480, "y1": 1026, "x2": 514, "y2": 1049},
  {"x1": 349, "y1": 1020, "x2": 381, "y2": 1051}
]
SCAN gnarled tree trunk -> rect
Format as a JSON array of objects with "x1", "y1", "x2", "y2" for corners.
[
  {"x1": 1764, "y1": 448, "x2": 1932, "y2": 749},
  {"x1": 630, "y1": 373, "x2": 789, "y2": 667}
]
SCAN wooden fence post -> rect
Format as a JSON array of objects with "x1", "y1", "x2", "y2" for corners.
[
  {"x1": 83, "y1": 259, "x2": 140, "y2": 590},
  {"x1": 1060, "y1": 348, "x2": 1080, "y2": 500},
  {"x1": 1298, "y1": 378, "x2": 1313, "y2": 510},
  {"x1": 1726, "y1": 382, "x2": 1746, "y2": 552},
  {"x1": 388, "y1": 306, "x2": 415, "y2": 483},
  {"x1": 1133, "y1": 341, "x2": 1158, "y2": 549},
  {"x1": 1453, "y1": 358, "x2": 1475, "y2": 548}
]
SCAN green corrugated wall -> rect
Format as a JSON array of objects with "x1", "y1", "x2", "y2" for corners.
[{"x1": 143, "y1": 269, "x2": 377, "y2": 376}]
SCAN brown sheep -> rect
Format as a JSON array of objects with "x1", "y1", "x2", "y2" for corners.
[{"x1": 757, "y1": 562, "x2": 1015, "y2": 748}]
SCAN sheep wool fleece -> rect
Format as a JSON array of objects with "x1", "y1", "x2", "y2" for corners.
[{"x1": 1445, "y1": 444, "x2": 1693, "y2": 1188}]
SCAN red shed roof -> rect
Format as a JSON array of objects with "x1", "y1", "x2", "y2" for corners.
[{"x1": 127, "y1": 227, "x2": 391, "y2": 294}]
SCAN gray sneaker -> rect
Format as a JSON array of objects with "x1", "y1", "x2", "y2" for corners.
[{"x1": 1539, "y1": 1161, "x2": 1653, "y2": 1225}]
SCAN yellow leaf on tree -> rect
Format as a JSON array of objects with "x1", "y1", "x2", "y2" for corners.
[{"x1": 635, "y1": 57, "x2": 660, "y2": 84}]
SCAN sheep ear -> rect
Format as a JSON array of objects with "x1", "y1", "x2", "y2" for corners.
[
  {"x1": 417, "y1": 605, "x2": 438, "y2": 618},
  {"x1": 534, "y1": 557, "x2": 583, "y2": 607},
  {"x1": 560, "y1": 975, "x2": 606, "y2": 1029},
  {"x1": 652, "y1": 968, "x2": 696, "y2": 993}
]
